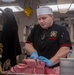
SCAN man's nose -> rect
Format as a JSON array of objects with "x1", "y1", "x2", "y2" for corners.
[{"x1": 40, "y1": 19, "x2": 43, "y2": 22}]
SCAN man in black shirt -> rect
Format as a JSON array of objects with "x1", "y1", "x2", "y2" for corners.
[{"x1": 24, "y1": 6, "x2": 72, "y2": 68}]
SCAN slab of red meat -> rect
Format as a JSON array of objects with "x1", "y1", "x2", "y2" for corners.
[
  {"x1": 53, "y1": 67, "x2": 60, "y2": 74},
  {"x1": 3, "y1": 59, "x2": 45, "y2": 74},
  {"x1": 35, "y1": 68, "x2": 45, "y2": 74},
  {"x1": 45, "y1": 67, "x2": 60, "y2": 75},
  {"x1": 13, "y1": 67, "x2": 34, "y2": 74},
  {"x1": 3, "y1": 59, "x2": 60, "y2": 74},
  {"x1": 15, "y1": 63, "x2": 28, "y2": 69},
  {"x1": 22, "y1": 59, "x2": 36, "y2": 68},
  {"x1": 36, "y1": 60, "x2": 45, "y2": 68},
  {"x1": 22, "y1": 59, "x2": 45, "y2": 68},
  {"x1": 10, "y1": 67, "x2": 16, "y2": 73}
]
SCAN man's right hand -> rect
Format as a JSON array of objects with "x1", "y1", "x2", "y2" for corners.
[{"x1": 30, "y1": 52, "x2": 39, "y2": 60}]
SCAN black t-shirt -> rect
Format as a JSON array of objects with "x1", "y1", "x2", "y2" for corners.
[{"x1": 26, "y1": 24, "x2": 72, "y2": 68}]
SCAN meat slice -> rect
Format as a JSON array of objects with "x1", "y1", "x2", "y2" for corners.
[
  {"x1": 53, "y1": 67, "x2": 60, "y2": 74},
  {"x1": 23, "y1": 68, "x2": 34, "y2": 74},
  {"x1": 10, "y1": 67, "x2": 16, "y2": 73},
  {"x1": 13, "y1": 67, "x2": 34, "y2": 74},
  {"x1": 3, "y1": 59, "x2": 45, "y2": 74},
  {"x1": 22, "y1": 59, "x2": 36, "y2": 68},
  {"x1": 22, "y1": 59, "x2": 45, "y2": 68},
  {"x1": 12, "y1": 63, "x2": 28, "y2": 73},
  {"x1": 5, "y1": 59, "x2": 59, "y2": 75},
  {"x1": 16, "y1": 63, "x2": 28, "y2": 69},
  {"x1": 36, "y1": 60, "x2": 45, "y2": 68},
  {"x1": 3, "y1": 59, "x2": 60, "y2": 74},
  {"x1": 35, "y1": 68, "x2": 45, "y2": 74},
  {"x1": 45, "y1": 67, "x2": 60, "y2": 74}
]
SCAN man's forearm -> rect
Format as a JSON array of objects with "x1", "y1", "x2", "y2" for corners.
[
  {"x1": 50, "y1": 47, "x2": 70, "y2": 65},
  {"x1": 24, "y1": 43, "x2": 37, "y2": 55}
]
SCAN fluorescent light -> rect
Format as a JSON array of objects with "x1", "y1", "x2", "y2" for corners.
[
  {"x1": 58, "y1": 4, "x2": 71, "y2": 10},
  {"x1": 0, "y1": 6, "x2": 24, "y2": 13},
  {"x1": 1, "y1": 0, "x2": 15, "y2": 3},
  {"x1": 41, "y1": 3, "x2": 74, "y2": 13}
]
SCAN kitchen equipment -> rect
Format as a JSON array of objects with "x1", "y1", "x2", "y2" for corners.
[{"x1": 60, "y1": 58, "x2": 74, "y2": 75}]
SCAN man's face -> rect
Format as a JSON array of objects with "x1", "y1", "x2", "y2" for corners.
[{"x1": 37, "y1": 14, "x2": 53, "y2": 29}]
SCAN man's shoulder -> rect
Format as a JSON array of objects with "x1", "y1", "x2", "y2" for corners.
[
  {"x1": 54, "y1": 23, "x2": 66, "y2": 29},
  {"x1": 52, "y1": 23, "x2": 68, "y2": 33}
]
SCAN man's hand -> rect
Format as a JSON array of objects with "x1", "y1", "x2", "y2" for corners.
[
  {"x1": 30, "y1": 52, "x2": 39, "y2": 60},
  {"x1": 38, "y1": 56, "x2": 53, "y2": 67}
]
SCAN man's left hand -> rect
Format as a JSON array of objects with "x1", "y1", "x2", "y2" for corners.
[{"x1": 38, "y1": 56, "x2": 53, "y2": 67}]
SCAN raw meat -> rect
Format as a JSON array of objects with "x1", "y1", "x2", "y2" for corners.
[
  {"x1": 4, "y1": 59, "x2": 45, "y2": 74},
  {"x1": 22, "y1": 59, "x2": 36, "y2": 68},
  {"x1": 45, "y1": 67, "x2": 60, "y2": 75},
  {"x1": 3, "y1": 59, "x2": 60, "y2": 74}
]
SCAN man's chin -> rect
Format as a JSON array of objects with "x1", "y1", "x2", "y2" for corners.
[{"x1": 42, "y1": 26, "x2": 48, "y2": 29}]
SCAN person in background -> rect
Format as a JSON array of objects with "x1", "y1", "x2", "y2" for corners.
[
  {"x1": 0, "y1": 8, "x2": 21, "y2": 71},
  {"x1": 24, "y1": 6, "x2": 72, "y2": 68}
]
